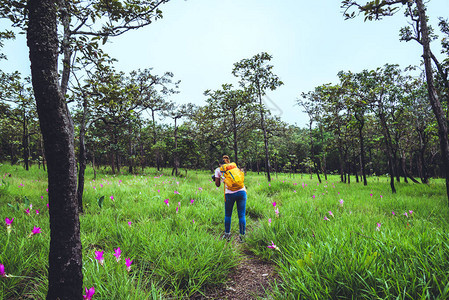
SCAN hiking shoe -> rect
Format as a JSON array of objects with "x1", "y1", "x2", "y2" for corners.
[
  {"x1": 221, "y1": 232, "x2": 231, "y2": 242},
  {"x1": 239, "y1": 234, "x2": 245, "y2": 243}
]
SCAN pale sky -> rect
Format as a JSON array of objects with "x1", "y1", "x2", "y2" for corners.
[{"x1": 1, "y1": 0, "x2": 448, "y2": 127}]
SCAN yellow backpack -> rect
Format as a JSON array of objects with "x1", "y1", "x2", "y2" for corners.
[{"x1": 220, "y1": 163, "x2": 245, "y2": 191}]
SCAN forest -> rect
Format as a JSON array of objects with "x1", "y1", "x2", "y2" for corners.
[{"x1": 0, "y1": 0, "x2": 448, "y2": 299}]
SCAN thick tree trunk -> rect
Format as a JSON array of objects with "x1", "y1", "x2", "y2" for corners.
[
  {"x1": 27, "y1": 1, "x2": 83, "y2": 299},
  {"x1": 417, "y1": 0, "x2": 449, "y2": 203}
]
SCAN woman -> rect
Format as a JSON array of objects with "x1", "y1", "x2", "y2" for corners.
[{"x1": 214, "y1": 155, "x2": 247, "y2": 242}]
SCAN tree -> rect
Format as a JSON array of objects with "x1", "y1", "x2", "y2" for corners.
[
  {"x1": 341, "y1": 0, "x2": 449, "y2": 202},
  {"x1": 131, "y1": 68, "x2": 179, "y2": 170},
  {"x1": 232, "y1": 52, "x2": 283, "y2": 182},
  {"x1": 204, "y1": 84, "x2": 256, "y2": 166},
  {"x1": 27, "y1": 1, "x2": 83, "y2": 298},
  {"x1": 0, "y1": 72, "x2": 38, "y2": 170},
  {"x1": 164, "y1": 103, "x2": 196, "y2": 176},
  {"x1": 19, "y1": 0, "x2": 173, "y2": 297}
]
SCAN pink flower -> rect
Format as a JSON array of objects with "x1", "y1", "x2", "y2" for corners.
[
  {"x1": 293, "y1": 190, "x2": 296, "y2": 193},
  {"x1": 275, "y1": 208, "x2": 279, "y2": 217},
  {"x1": 0, "y1": 264, "x2": 6, "y2": 278},
  {"x1": 110, "y1": 196, "x2": 114, "y2": 201},
  {"x1": 31, "y1": 226, "x2": 41, "y2": 236},
  {"x1": 83, "y1": 286, "x2": 95, "y2": 300},
  {"x1": 198, "y1": 187, "x2": 203, "y2": 191},
  {"x1": 174, "y1": 190, "x2": 180, "y2": 195},
  {"x1": 268, "y1": 183, "x2": 271, "y2": 187},
  {"x1": 192, "y1": 219, "x2": 195, "y2": 224},
  {"x1": 93, "y1": 186, "x2": 96, "y2": 189},
  {"x1": 268, "y1": 218, "x2": 272, "y2": 226},
  {"x1": 128, "y1": 221, "x2": 132, "y2": 227},
  {"x1": 267, "y1": 241, "x2": 279, "y2": 251},
  {"x1": 409, "y1": 210, "x2": 413, "y2": 215},
  {"x1": 312, "y1": 195, "x2": 315, "y2": 199},
  {"x1": 125, "y1": 258, "x2": 133, "y2": 272},
  {"x1": 272, "y1": 202, "x2": 276, "y2": 207},
  {"x1": 403, "y1": 212, "x2": 408, "y2": 217},
  {"x1": 328, "y1": 211, "x2": 334, "y2": 217},
  {"x1": 5, "y1": 217, "x2": 13, "y2": 227},
  {"x1": 94, "y1": 251, "x2": 104, "y2": 266},
  {"x1": 36, "y1": 210, "x2": 39, "y2": 215},
  {"x1": 376, "y1": 223, "x2": 381, "y2": 231},
  {"x1": 370, "y1": 193, "x2": 373, "y2": 197},
  {"x1": 46, "y1": 203, "x2": 49, "y2": 209},
  {"x1": 100, "y1": 184, "x2": 103, "y2": 188},
  {"x1": 164, "y1": 199, "x2": 169, "y2": 207},
  {"x1": 41, "y1": 196, "x2": 43, "y2": 199},
  {"x1": 392, "y1": 211, "x2": 395, "y2": 216},
  {"x1": 190, "y1": 199, "x2": 195, "y2": 205},
  {"x1": 25, "y1": 208, "x2": 30, "y2": 215},
  {"x1": 176, "y1": 206, "x2": 179, "y2": 214},
  {"x1": 157, "y1": 189, "x2": 160, "y2": 193},
  {"x1": 324, "y1": 216, "x2": 330, "y2": 221},
  {"x1": 113, "y1": 248, "x2": 121, "y2": 262}
]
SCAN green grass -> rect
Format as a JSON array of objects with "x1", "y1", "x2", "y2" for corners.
[{"x1": 1, "y1": 164, "x2": 448, "y2": 299}]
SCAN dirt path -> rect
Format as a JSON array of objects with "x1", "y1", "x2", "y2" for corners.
[{"x1": 193, "y1": 236, "x2": 279, "y2": 300}]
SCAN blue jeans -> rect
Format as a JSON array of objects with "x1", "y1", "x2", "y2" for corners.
[{"x1": 224, "y1": 191, "x2": 247, "y2": 235}]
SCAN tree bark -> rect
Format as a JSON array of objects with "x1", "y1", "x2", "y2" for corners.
[
  {"x1": 27, "y1": 1, "x2": 83, "y2": 299},
  {"x1": 76, "y1": 96, "x2": 88, "y2": 214},
  {"x1": 416, "y1": 0, "x2": 449, "y2": 202}
]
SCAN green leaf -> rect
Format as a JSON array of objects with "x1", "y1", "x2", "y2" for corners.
[
  {"x1": 24, "y1": 196, "x2": 30, "y2": 206},
  {"x1": 98, "y1": 195, "x2": 105, "y2": 209}
]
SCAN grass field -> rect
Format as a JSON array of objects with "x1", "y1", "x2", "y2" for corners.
[{"x1": 1, "y1": 164, "x2": 448, "y2": 299}]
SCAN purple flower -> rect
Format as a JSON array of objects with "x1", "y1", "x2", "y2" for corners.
[
  {"x1": 113, "y1": 248, "x2": 121, "y2": 262},
  {"x1": 190, "y1": 199, "x2": 195, "y2": 205},
  {"x1": 31, "y1": 226, "x2": 41, "y2": 235},
  {"x1": 376, "y1": 223, "x2": 381, "y2": 231},
  {"x1": 164, "y1": 199, "x2": 169, "y2": 207},
  {"x1": 404, "y1": 212, "x2": 408, "y2": 217},
  {"x1": 36, "y1": 210, "x2": 39, "y2": 215},
  {"x1": 268, "y1": 218, "x2": 272, "y2": 226},
  {"x1": 83, "y1": 286, "x2": 95, "y2": 300},
  {"x1": 272, "y1": 202, "x2": 276, "y2": 207},
  {"x1": 25, "y1": 208, "x2": 30, "y2": 215},
  {"x1": 392, "y1": 211, "x2": 395, "y2": 216},
  {"x1": 110, "y1": 196, "x2": 114, "y2": 201},
  {"x1": 198, "y1": 187, "x2": 203, "y2": 191},
  {"x1": 192, "y1": 219, "x2": 195, "y2": 224},
  {"x1": 409, "y1": 210, "x2": 414, "y2": 215},
  {"x1": 176, "y1": 206, "x2": 179, "y2": 214},
  {"x1": 312, "y1": 195, "x2": 315, "y2": 199},
  {"x1": 5, "y1": 217, "x2": 13, "y2": 227},
  {"x1": 267, "y1": 241, "x2": 280, "y2": 251},
  {"x1": 0, "y1": 264, "x2": 6, "y2": 278},
  {"x1": 174, "y1": 190, "x2": 180, "y2": 195},
  {"x1": 328, "y1": 211, "x2": 334, "y2": 217},
  {"x1": 339, "y1": 199, "x2": 344, "y2": 207},
  {"x1": 128, "y1": 221, "x2": 132, "y2": 227},
  {"x1": 94, "y1": 251, "x2": 104, "y2": 266},
  {"x1": 323, "y1": 216, "x2": 330, "y2": 221},
  {"x1": 275, "y1": 208, "x2": 279, "y2": 217},
  {"x1": 125, "y1": 258, "x2": 133, "y2": 272}
]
